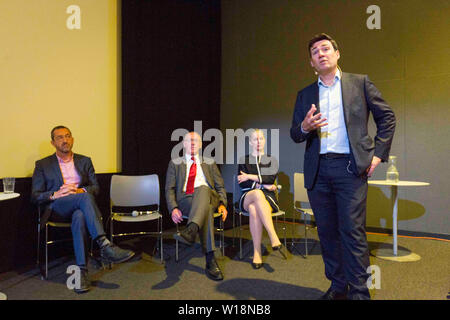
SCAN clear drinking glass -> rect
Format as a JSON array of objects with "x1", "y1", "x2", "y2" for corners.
[{"x1": 2, "y1": 177, "x2": 15, "y2": 193}]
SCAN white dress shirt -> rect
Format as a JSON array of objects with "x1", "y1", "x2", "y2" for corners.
[{"x1": 317, "y1": 69, "x2": 350, "y2": 154}]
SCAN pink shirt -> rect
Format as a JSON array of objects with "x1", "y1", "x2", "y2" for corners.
[{"x1": 56, "y1": 154, "x2": 81, "y2": 186}]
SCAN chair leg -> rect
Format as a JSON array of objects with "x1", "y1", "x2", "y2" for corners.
[
  {"x1": 232, "y1": 210, "x2": 235, "y2": 247},
  {"x1": 110, "y1": 217, "x2": 114, "y2": 243},
  {"x1": 305, "y1": 213, "x2": 308, "y2": 257},
  {"x1": 160, "y1": 217, "x2": 163, "y2": 263},
  {"x1": 283, "y1": 215, "x2": 287, "y2": 248},
  {"x1": 221, "y1": 218, "x2": 224, "y2": 257},
  {"x1": 219, "y1": 218, "x2": 224, "y2": 257},
  {"x1": 239, "y1": 213, "x2": 243, "y2": 260},
  {"x1": 45, "y1": 225, "x2": 49, "y2": 280},
  {"x1": 175, "y1": 224, "x2": 179, "y2": 262},
  {"x1": 291, "y1": 213, "x2": 295, "y2": 248},
  {"x1": 37, "y1": 224, "x2": 40, "y2": 267},
  {"x1": 275, "y1": 215, "x2": 278, "y2": 239}
]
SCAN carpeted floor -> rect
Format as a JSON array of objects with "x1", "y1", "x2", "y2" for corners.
[{"x1": 0, "y1": 223, "x2": 449, "y2": 300}]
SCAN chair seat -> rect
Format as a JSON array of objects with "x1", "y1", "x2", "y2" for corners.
[
  {"x1": 182, "y1": 212, "x2": 222, "y2": 219},
  {"x1": 272, "y1": 210, "x2": 285, "y2": 217},
  {"x1": 47, "y1": 221, "x2": 71, "y2": 228},
  {"x1": 294, "y1": 207, "x2": 314, "y2": 216},
  {"x1": 239, "y1": 210, "x2": 285, "y2": 217},
  {"x1": 112, "y1": 212, "x2": 162, "y2": 222}
]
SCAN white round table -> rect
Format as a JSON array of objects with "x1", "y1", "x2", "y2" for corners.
[
  {"x1": 0, "y1": 192, "x2": 20, "y2": 300},
  {"x1": 368, "y1": 180, "x2": 430, "y2": 262},
  {"x1": 0, "y1": 192, "x2": 20, "y2": 201}
]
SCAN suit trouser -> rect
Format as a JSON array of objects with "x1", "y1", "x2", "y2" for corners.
[
  {"x1": 177, "y1": 186, "x2": 219, "y2": 254},
  {"x1": 49, "y1": 193, "x2": 106, "y2": 266},
  {"x1": 307, "y1": 155, "x2": 370, "y2": 300}
]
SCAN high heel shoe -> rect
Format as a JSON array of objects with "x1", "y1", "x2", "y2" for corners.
[
  {"x1": 272, "y1": 244, "x2": 288, "y2": 260},
  {"x1": 251, "y1": 262, "x2": 263, "y2": 269}
]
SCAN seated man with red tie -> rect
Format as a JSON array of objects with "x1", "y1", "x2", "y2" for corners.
[{"x1": 165, "y1": 131, "x2": 228, "y2": 281}]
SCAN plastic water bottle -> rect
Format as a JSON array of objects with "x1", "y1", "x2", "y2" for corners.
[{"x1": 386, "y1": 156, "x2": 399, "y2": 182}]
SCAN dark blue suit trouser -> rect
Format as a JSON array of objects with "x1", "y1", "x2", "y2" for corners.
[
  {"x1": 49, "y1": 193, "x2": 106, "y2": 266},
  {"x1": 307, "y1": 155, "x2": 371, "y2": 300}
]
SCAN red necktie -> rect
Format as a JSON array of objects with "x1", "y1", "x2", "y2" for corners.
[{"x1": 186, "y1": 156, "x2": 197, "y2": 194}]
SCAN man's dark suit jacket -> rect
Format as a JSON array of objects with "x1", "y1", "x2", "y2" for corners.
[
  {"x1": 31, "y1": 153, "x2": 99, "y2": 228},
  {"x1": 290, "y1": 72, "x2": 396, "y2": 189},
  {"x1": 165, "y1": 157, "x2": 227, "y2": 214}
]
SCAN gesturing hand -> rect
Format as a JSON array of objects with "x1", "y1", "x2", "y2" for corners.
[{"x1": 301, "y1": 104, "x2": 328, "y2": 132}]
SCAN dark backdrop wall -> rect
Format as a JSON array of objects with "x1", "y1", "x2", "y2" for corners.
[
  {"x1": 121, "y1": 0, "x2": 222, "y2": 220},
  {"x1": 220, "y1": 0, "x2": 450, "y2": 236}
]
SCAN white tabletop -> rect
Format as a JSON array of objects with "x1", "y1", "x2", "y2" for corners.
[
  {"x1": 368, "y1": 180, "x2": 430, "y2": 187},
  {"x1": 0, "y1": 192, "x2": 20, "y2": 201}
]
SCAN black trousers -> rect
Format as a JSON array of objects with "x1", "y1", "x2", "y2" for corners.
[
  {"x1": 307, "y1": 155, "x2": 370, "y2": 300},
  {"x1": 177, "y1": 186, "x2": 219, "y2": 254}
]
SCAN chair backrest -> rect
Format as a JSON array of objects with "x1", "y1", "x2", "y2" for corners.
[
  {"x1": 110, "y1": 174, "x2": 160, "y2": 208},
  {"x1": 294, "y1": 172, "x2": 309, "y2": 204}
]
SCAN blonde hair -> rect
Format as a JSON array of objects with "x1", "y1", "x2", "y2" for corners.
[{"x1": 250, "y1": 128, "x2": 264, "y2": 138}]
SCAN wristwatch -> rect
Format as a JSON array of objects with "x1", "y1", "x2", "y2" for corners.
[{"x1": 50, "y1": 192, "x2": 55, "y2": 201}]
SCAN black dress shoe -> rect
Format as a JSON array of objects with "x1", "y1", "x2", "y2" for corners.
[
  {"x1": 205, "y1": 258, "x2": 224, "y2": 281},
  {"x1": 272, "y1": 244, "x2": 288, "y2": 260},
  {"x1": 100, "y1": 244, "x2": 135, "y2": 264},
  {"x1": 251, "y1": 262, "x2": 263, "y2": 269},
  {"x1": 173, "y1": 224, "x2": 197, "y2": 246},
  {"x1": 74, "y1": 269, "x2": 90, "y2": 294},
  {"x1": 319, "y1": 287, "x2": 348, "y2": 300}
]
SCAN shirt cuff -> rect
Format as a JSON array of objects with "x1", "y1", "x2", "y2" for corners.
[{"x1": 300, "y1": 123, "x2": 310, "y2": 134}]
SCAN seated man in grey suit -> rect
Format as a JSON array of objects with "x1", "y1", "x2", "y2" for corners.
[
  {"x1": 32, "y1": 126, "x2": 135, "y2": 293},
  {"x1": 165, "y1": 131, "x2": 228, "y2": 281}
]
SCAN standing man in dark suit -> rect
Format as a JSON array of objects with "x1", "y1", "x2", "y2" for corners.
[
  {"x1": 32, "y1": 126, "x2": 135, "y2": 293},
  {"x1": 165, "y1": 131, "x2": 228, "y2": 281},
  {"x1": 290, "y1": 34, "x2": 396, "y2": 300}
]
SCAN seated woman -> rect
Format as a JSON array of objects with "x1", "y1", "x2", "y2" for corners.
[{"x1": 237, "y1": 129, "x2": 288, "y2": 269}]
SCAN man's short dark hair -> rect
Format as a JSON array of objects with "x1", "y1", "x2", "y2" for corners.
[
  {"x1": 308, "y1": 33, "x2": 339, "y2": 57},
  {"x1": 51, "y1": 126, "x2": 71, "y2": 140}
]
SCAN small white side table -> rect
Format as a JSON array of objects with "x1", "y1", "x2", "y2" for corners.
[
  {"x1": 0, "y1": 192, "x2": 20, "y2": 201},
  {"x1": 0, "y1": 192, "x2": 20, "y2": 300},
  {"x1": 368, "y1": 180, "x2": 430, "y2": 262}
]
